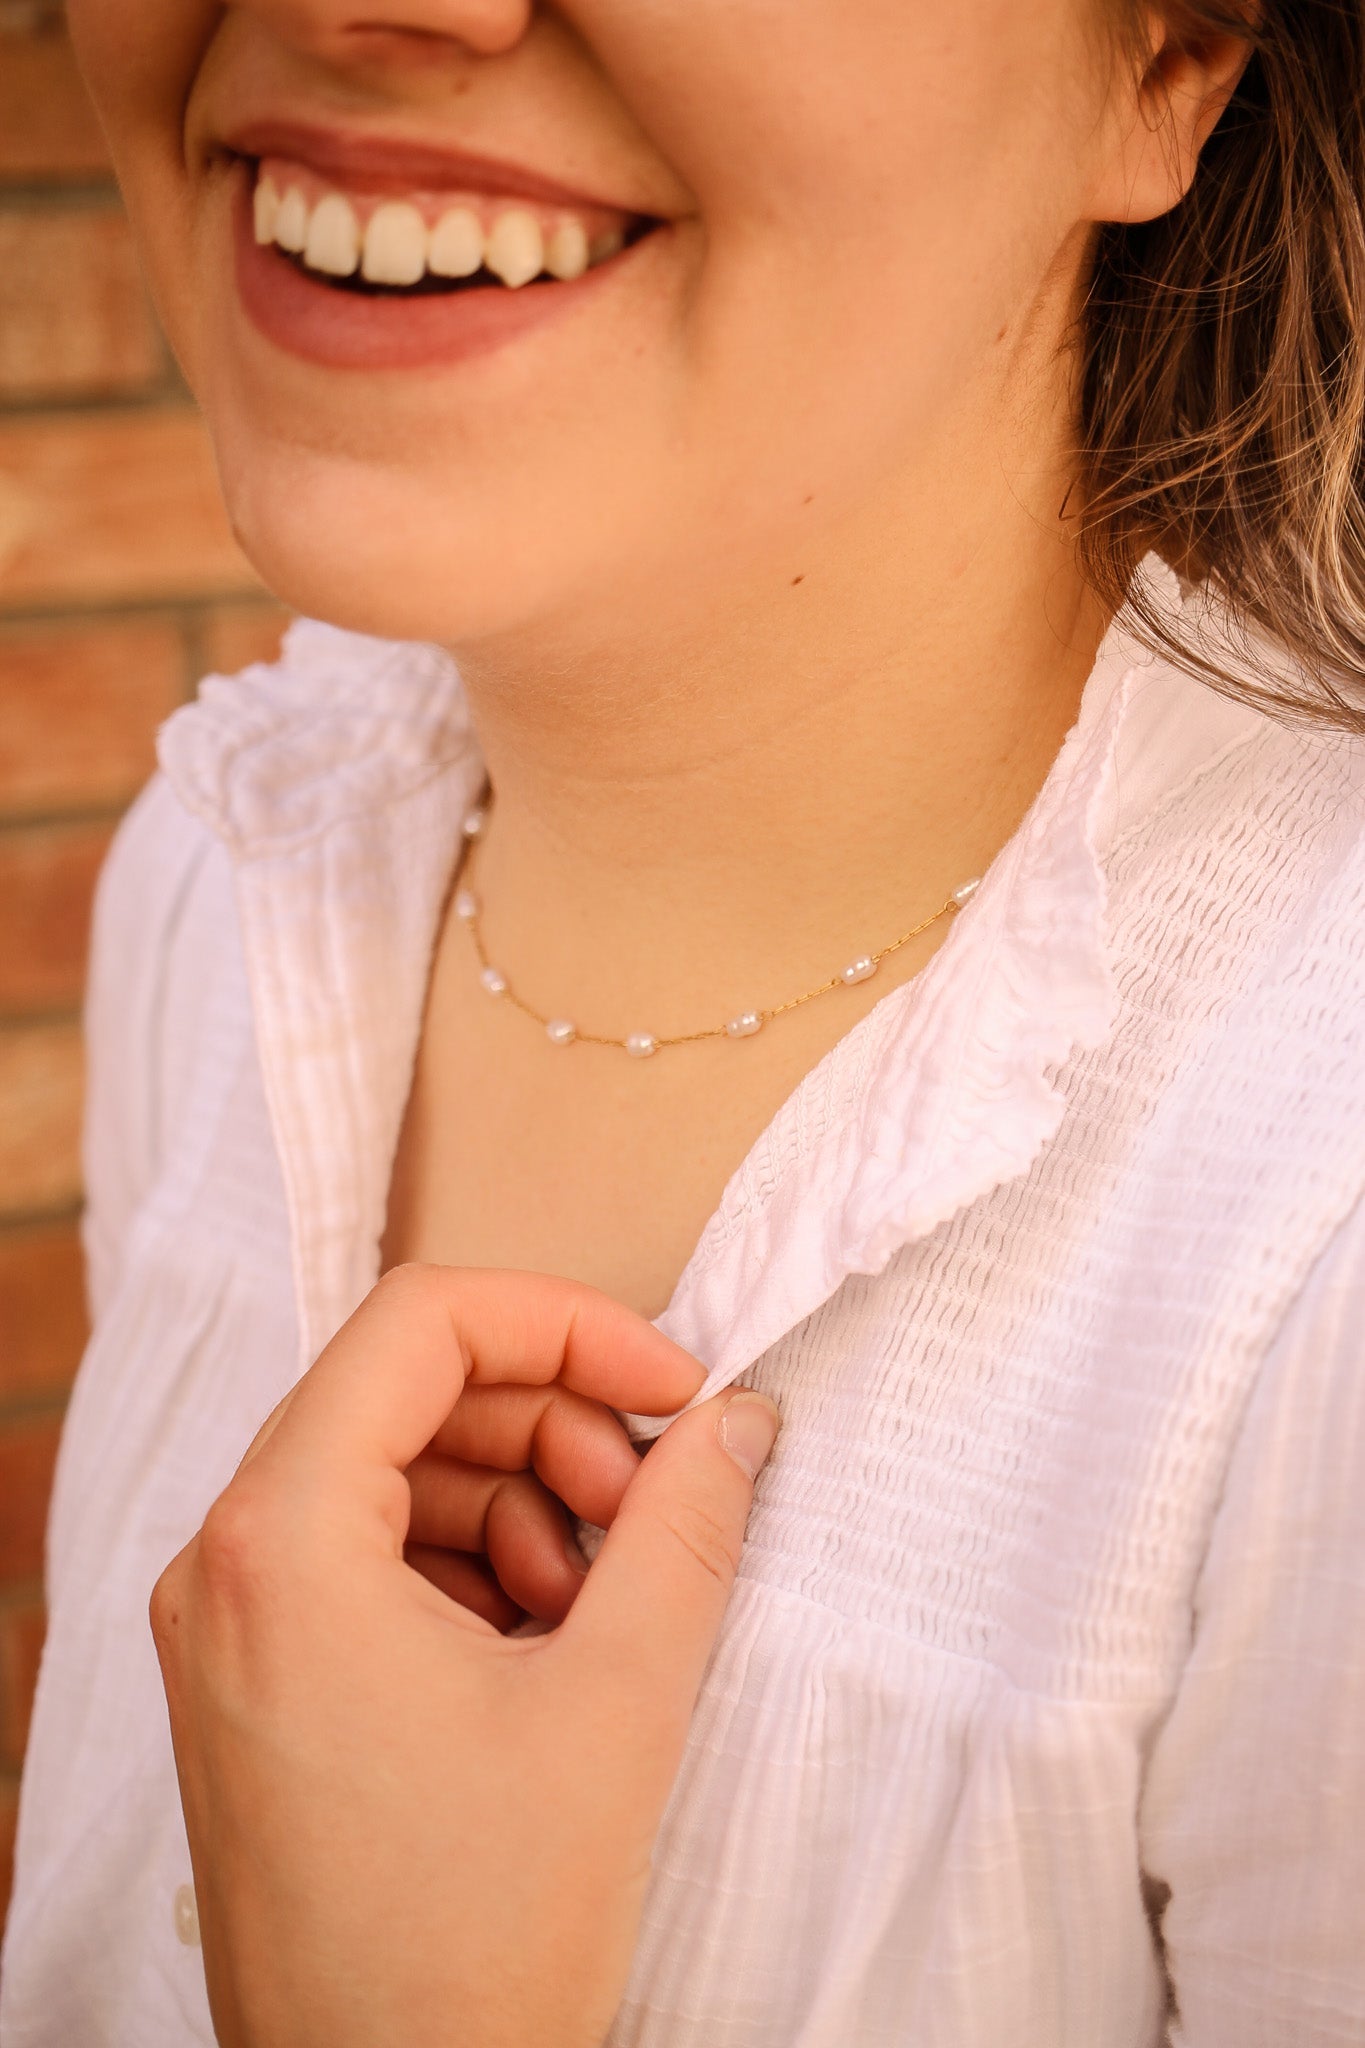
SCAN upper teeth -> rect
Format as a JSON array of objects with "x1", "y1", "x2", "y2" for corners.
[
  {"x1": 306, "y1": 192, "x2": 363, "y2": 277},
  {"x1": 362, "y1": 201, "x2": 427, "y2": 286},
  {"x1": 253, "y1": 173, "x2": 615, "y2": 288}
]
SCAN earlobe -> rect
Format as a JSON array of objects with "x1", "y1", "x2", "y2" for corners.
[{"x1": 1100, "y1": 8, "x2": 1256, "y2": 226}]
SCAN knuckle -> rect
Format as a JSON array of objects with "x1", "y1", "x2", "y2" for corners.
[
  {"x1": 366, "y1": 1263, "x2": 459, "y2": 1346},
  {"x1": 195, "y1": 1486, "x2": 271, "y2": 1595},
  {"x1": 373, "y1": 1260, "x2": 439, "y2": 1306},
  {"x1": 660, "y1": 1497, "x2": 741, "y2": 1588},
  {"x1": 147, "y1": 1562, "x2": 182, "y2": 1655}
]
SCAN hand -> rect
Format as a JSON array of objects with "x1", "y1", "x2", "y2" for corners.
[
  {"x1": 150, "y1": 1264, "x2": 780, "y2": 2048},
  {"x1": 401, "y1": 1368, "x2": 659, "y2": 1632}
]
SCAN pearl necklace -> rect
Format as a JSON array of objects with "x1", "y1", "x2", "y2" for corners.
[{"x1": 453, "y1": 797, "x2": 980, "y2": 1057}]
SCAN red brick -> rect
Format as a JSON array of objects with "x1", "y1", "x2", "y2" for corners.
[
  {"x1": 0, "y1": 409, "x2": 262, "y2": 613},
  {"x1": 0, "y1": 1023, "x2": 83, "y2": 1217},
  {"x1": 0, "y1": 1413, "x2": 61, "y2": 1587},
  {"x1": 0, "y1": 208, "x2": 165, "y2": 401},
  {"x1": 0, "y1": 1601, "x2": 46, "y2": 1772},
  {"x1": 0, "y1": 821, "x2": 113, "y2": 1014},
  {"x1": 201, "y1": 599, "x2": 292, "y2": 679},
  {"x1": 0, "y1": 616, "x2": 186, "y2": 815},
  {"x1": 0, "y1": 10, "x2": 110, "y2": 181},
  {"x1": 0, "y1": 1223, "x2": 87, "y2": 1403},
  {"x1": 0, "y1": 1774, "x2": 16, "y2": 1933}
]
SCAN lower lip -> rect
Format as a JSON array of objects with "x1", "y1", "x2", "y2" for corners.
[{"x1": 231, "y1": 172, "x2": 631, "y2": 372}]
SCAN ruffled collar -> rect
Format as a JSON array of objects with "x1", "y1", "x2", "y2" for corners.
[
  {"x1": 158, "y1": 619, "x2": 475, "y2": 855},
  {"x1": 156, "y1": 564, "x2": 1185, "y2": 1393},
  {"x1": 640, "y1": 606, "x2": 1149, "y2": 1423}
]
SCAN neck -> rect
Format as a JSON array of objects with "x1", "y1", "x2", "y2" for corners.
[{"x1": 447, "y1": 358, "x2": 1114, "y2": 1034}]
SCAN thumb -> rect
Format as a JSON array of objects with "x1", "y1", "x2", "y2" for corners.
[{"x1": 560, "y1": 1389, "x2": 780, "y2": 1714}]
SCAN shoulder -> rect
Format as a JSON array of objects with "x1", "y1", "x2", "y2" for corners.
[
  {"x1": 1083, "y1": 643, "x2": 1365, "y2": 1342},
  {"x1": 81, "y1": 771, "x2": 243, "y2": 1310},
  {"x1": 1108, "y1": 635, "x2": 1365, "y2": 1069},
  {"x1": 91, "y1": 765, "x2": 223, "y2": 968},
  {"x1": 83, "y1": 617, "x2": 474, "y2": 1266},
  {"x1": 88, "y1": 762, "x2": 242, "y2": 1070},
  {"x1": 1107, "y1": 643, "x2": 1365, "y2": 969},
  {"x1": 87, "y1": 768, "x2": 236, "y2": 1100},
  {"x1": 91, "y1": 610, "x2": 469, "y2": 1048}
]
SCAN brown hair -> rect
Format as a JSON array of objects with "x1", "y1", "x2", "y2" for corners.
[{"x1": 1077, "y1": 1, "x2": 1365, "y2": 733}]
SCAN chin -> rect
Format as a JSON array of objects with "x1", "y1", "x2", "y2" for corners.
[{"x1": 215, "y1": 438, "x2": 581, "y2": 646}]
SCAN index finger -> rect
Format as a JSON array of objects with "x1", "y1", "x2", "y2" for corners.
[{"x1": 253, "y1": 1264, "x2": 704, "y2": 1486}]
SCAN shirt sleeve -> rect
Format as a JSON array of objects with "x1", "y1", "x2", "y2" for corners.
[
  {"x1": 1138, "y1": 1191, "x2": 1365, "y2": 2046},
  {"x1": 80, "y1": 773, "x2": 210, "y2": 1321}
]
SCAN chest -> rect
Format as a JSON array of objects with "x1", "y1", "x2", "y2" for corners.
[{"x1": 381, "y1": 899, "x2": 927, "y2": 1320}]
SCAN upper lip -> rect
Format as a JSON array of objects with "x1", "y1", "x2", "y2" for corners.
[{"x1": 221, "y1": 118, "x2": 655, "y2": 216}]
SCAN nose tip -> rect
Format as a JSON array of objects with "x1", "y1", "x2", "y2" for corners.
[{"x1": 236, "y1": 0, "x2": 535, "y2": 63}]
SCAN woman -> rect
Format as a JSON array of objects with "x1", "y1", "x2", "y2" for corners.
[{"x1": 5, "y1": 0, "x2": 1365, "y2": 2042}]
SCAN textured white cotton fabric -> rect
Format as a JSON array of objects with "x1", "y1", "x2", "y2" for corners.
[{"x1": 4, "y1": 566, "x2": 1365, "y2": 2047}]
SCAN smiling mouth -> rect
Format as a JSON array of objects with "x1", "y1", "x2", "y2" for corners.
[{"x1": 249, "y1": 156, "x2": 659, "y2": 298}]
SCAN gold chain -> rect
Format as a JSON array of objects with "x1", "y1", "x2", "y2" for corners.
[{"x1": 454, "y1": 796, "x2": 978, "y2": 1057}]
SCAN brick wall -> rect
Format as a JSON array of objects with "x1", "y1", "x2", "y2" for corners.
[{"x1": 0, "y1": 0, "x2": 287, "y2": 1940}]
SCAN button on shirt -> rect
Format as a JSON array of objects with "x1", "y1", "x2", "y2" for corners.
[{"x1": 4, "y1": 563, "x2": 1365, "y2": 2046}]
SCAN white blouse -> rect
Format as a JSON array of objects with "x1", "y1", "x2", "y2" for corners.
[{"x1": 4, "y1": 566, "x2": 1365, "y2": 2047}]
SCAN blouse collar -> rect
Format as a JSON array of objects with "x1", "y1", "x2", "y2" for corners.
[
  {"x1": 645, "y1": 612, "x2": 1142, "y2": 1419},
  {"x1": 158, "y1": 619, "x2": 475, "y2": 856},
  {"x1": 158, "y1": 562, "x2": 1186, "y2": 1387}
]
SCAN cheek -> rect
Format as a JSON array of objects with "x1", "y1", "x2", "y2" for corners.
[
  {"x1": 66, "y1": 1, "x2": 222, "y2": 152},
  {"x1": 570, "y1": 0, "x2": 1097, "y2": 462},
  {"x1": 66, "y1": 0, "x2": 224, "y2": 376}
]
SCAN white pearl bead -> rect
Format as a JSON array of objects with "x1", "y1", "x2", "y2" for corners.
[
  {"x1": 462, "y1": 806, "x2": 487, "y2": 838},
  {"x1": 726, "y1": 1012, "x2": 763, "y2": 1039},
  {"x1": 840, "y1": 956, "x2": 878, "y2": 985},
  {"x1": 479, "y1": 966, "x2": 507, "y2": 996},
  {"x1": 952, "y1": 877, "x2": 981, "y2": 908},
  {"x1": 454, "y1": 887, "x2": 479, "y2": 921},
  {"x1": 625, "y1": 1032, "x2": 658, "y2": 1058},
  {"x1": 546, "y1": 1018, "x2": 577, "y2": 1046}
]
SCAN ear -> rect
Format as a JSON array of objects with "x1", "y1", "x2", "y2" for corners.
[{"x1": 1095, "y1": 6, "x2": 1257, "y2": 225}]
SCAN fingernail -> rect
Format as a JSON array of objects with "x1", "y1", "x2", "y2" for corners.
[
  {"x1": 564, "y1": 1532, "x2": 590, "y2": 1576},
  {"x1": 718, "y1": 1392, "x2": 780, "y2": 1479}
]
